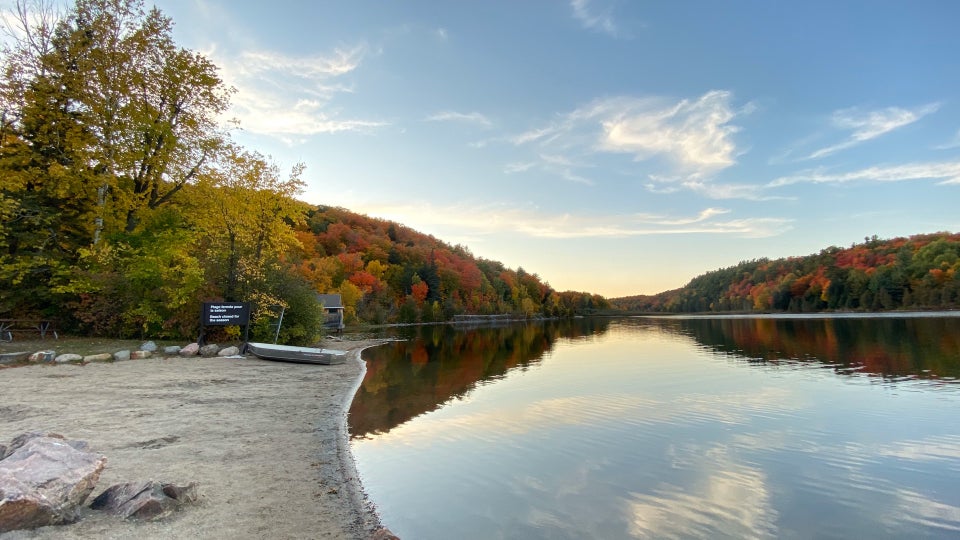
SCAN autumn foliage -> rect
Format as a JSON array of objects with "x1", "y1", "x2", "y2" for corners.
[{"x1": 612, "y1": 233, "x2": 960, "y2": 313}]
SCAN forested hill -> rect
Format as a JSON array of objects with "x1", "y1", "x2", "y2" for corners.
[
  {"x1": 611, "y1": 233, "x2": 960, "y2": 313},
  {"x1": 0, "y1": 0, "x2": 605, "y2": 343},
  {"x1": 290, "y1": 205, "x2": 609, "y2": 324}
]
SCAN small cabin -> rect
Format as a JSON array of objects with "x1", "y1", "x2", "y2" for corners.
[{"x1": 316, "y1": 293, "x2": 345, "y2": 332}]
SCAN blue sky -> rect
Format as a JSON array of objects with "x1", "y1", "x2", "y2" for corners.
[{"x1": 150, "y1": 1, "x2": 960, "y2": 297}]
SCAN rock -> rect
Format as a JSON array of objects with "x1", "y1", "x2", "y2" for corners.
[
  {"x1": 113, "y1": 350, "x2": 131, "y2": 361},
  {"x1": 140, "y1": 341, "x2": 158, "y2": 352},
  {"x1": 90, "y1": 481, "x2": 199, "y2": 521},
  {"x1": 26, "y1": 351, "x2": 55, "y2": 363},
  {"x1": 0, "y1": 435, "x2": 106, "y2": 533},
  {"x1": 83, "y1": 353, "x2": 113, "y2": 363},
  {"x1": 199, "y1": 344, "x2": 220, "y2": 357},
  {"x1": 130, "y1": 350, "x2": 151, "y2": 360},
  {"x1": 54, "y1": 353, "x2": 83, "y2": 363},
  {"x1": 178, "y1": 343, "x2": 199, "y2": 357},
  {"x1": 163, "y1": 345, "x2": 181, "y2": 355},
  {"x1": 217, "y1": 346, "x2": 240, "y2": 357}
]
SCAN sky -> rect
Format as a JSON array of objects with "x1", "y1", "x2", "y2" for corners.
[{"x1": 41, "y1": 1, "x2": 960, "y2": 296}]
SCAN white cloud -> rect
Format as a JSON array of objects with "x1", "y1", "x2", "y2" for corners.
[
  {"x1": 424, "y1": 111, "x2": 492, "y2": 127},
  {"x1": 504, "y1": 161, "x2": 536, "y2": 174},
  {"x1": 570, "y1": 0, "x2": 620, "y2": 38},
  {"x1": 598, "y1": 91, "x2": 741, "y2": 173},
  {"x1": 508, "y1": 91, "x2": 749, "y2": 194},
  {"x1": 807, "y1": 103, "x2": 940, "y2": 159},
  {"x1": 768, "y1": 160, "x2": 960, "y2": 187},
  {"x1": 212, "y1": 44, "x2": 387, "y2": 139}
]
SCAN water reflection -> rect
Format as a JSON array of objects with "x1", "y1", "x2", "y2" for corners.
[
  {"x1": 643, "y1": 315, "x2": 960, "y2": 382},
  {"x1": 349, "y1": 318, "x2": 611, "y2": 438},
  {"x1": 350, "y1": 317, "x2": 960, "y2": 539}
]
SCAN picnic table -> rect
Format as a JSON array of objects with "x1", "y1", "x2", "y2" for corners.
[{"x1": 0, "y1": 319, "x2": 58, "y2": 342}]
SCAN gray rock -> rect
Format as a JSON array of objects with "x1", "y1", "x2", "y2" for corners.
[
  {"x1": 130, "y1": 350, "x2": 151, "y2": 360},
  {"x1": 26, "y1": 351, "x2": 55, "y2": 363},
  {"x1": 217, "y1": 346, "x2": 240, "y2": 356},
  {"x1": 90, "y1": 481, "x2": 199, "y2": 521},
  {"x1": 140, "y1": 341, "x2": 158, "y2": 352},
  {"x1": 199, "y1": 344, "x2": 220, "y2": 357},
  {"x1": 83, "y1": 353, "x2": 113, "y2": 363},
  {"x1": 0, "y1": 435, "x2": 106, "y2": 533},
  {"x1": 54, "y1": 353, "x2": 83, "y2": 363},
  {"x1": 163, "y1": 345, "x2": 181, "y2": 355},
  {"x1": 178, "y1": 343, "x2": 200, "y2": 357},
  {"x1": 113, "y1": 350, "x2": 131, "y2": 361}
]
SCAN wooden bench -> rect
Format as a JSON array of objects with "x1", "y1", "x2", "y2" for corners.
[{"x1": 0, "y1": 319, "x2": 58, "y2": 342}]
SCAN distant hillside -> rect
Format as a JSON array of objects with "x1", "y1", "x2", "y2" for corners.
[
  {"x1": 611, "y1": 233, "x2": 960, "y2": 313},
  {"x1": 289, "y1": 206, "x2": 609, "y2": 324}
]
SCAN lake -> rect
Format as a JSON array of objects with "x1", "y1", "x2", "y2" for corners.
[{"x1": 349, "y1": 315, "x2": 960, "y2": 539}]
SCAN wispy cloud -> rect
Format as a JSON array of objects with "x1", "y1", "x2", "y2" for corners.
[
  {"x1": 806, "y1": 103, "x2": 940, "y2": 159},
  {"x1": 935, "y1": 129, "x2": 960, "y2": 150},
  {"x1": 424, "y1": 111, "x2": 492, "y2": 127},
  {"x1": 768, "y1": 160, "x2": 960, "y2": 187},
  {"x1": 353, "y1": 202, "x2": 792, "y2": 239},
  {"x1": 509, "y1": 91, "x2": 748, "y2": 193},
  {"x1": 570, "y1": 0, "x2": 620, "y2": 38},
  {"x1": 681, "y1": 180, "x2": 793, "y2": 201},
  {"x1": 211, "y1": 44, "x2": 387, "y2": 140}
]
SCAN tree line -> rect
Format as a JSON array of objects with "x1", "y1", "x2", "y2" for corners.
[
  {"x1": 0, "y1": 0, "x2": 607, "y2": 343},
  {"x1": 612, "y1": 233, "x2": 960, "y2": 313}
]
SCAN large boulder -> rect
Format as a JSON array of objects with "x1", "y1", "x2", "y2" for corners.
[
  {"x1": 140, "y1": 341, "x2": 158, "y2": 352},
  {"x1": 198, "y1": 344, "x2": 220, "y2": 357},
  {"x1": 217, "y1": 346, "x2": 240, "y2": 357},
  {"x1": 0, "y1": 433, "x2": 106, "y2": 533},
  {"x1": 163, "y1": 345, "x2": 181, "y2": 355},
  {"x1": 54, "y1": 353, "x2": 82, "y2": 364},
  {"x1": 90, "y1": 481, "x2": 199, "y2": 521},
  {"x1": 83, "y1": 353, "x2": 112, "y2": 363},
  {"x1": 178, "y1": 343, "x2": 200, "y2": 357},
  {"x1": 113, "y1": 350, "x2": 131, "y2": 361},
  {"x1": 130, "y1": 350, "x2": 151, "y2": 360}
]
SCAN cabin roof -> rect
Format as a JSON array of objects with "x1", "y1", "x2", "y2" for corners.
[{"x1": 316, "y1": 293, "x2": 344, "y2": 309}]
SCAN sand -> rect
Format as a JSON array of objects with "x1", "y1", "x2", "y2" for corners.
[{"x1": 0, "y1": 339, "x2": 391, "y2": 539}]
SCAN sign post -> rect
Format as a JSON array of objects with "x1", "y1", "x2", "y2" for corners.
[{"x1": 199, "y1": 302, "x2": 251, "y2": 348}]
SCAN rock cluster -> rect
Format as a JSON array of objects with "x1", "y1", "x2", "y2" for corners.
[
  {"x1": 1, "y1": 341, "x2": 243, "y2": 367},
  {"x1": 0, "y1": 432, "x2": 200, "y2": 533}
]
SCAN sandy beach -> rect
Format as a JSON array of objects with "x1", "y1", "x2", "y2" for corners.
[{"x1": 0, "y1": 339, "x2": 389, "y2": 539}]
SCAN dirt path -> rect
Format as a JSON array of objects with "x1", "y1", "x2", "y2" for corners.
[{"x1": 0, "y1": 339, "x2": 390, "y2": 539}]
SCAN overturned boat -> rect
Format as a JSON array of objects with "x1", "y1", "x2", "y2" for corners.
[{"x1": 246, "y1": 342, "x2": 348, "y2": 365}]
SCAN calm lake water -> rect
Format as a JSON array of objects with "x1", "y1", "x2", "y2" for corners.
[{"x1": 349, "y1": 315, "x2": 960, "y2": 539}]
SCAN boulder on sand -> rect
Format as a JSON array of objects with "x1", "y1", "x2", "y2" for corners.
[
  {"x1": 178, "y1": 343, "x2": 199, "y2": 357},
  {"x1": 199, "y1": 344, "x2": 220, "y2": 357},
  {"x1": 90, "y1": 480, "x2": 199, "y2": 521},
  {"x1": 0, "y1": 433, "x2": 106, "y2": 533}
]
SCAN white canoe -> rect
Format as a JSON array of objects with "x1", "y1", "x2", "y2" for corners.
[{"x1": 246, "y1": 342, "x2": 348, "y2": 365}]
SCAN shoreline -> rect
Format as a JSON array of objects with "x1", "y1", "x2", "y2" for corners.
[{"x1": 0, "y1": 339, "x2": 390, "y2": 539}]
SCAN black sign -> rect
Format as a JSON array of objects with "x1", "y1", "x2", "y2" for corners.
[{"x1": 201, "y1": 302, "x2": 250, "y2": 326}]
